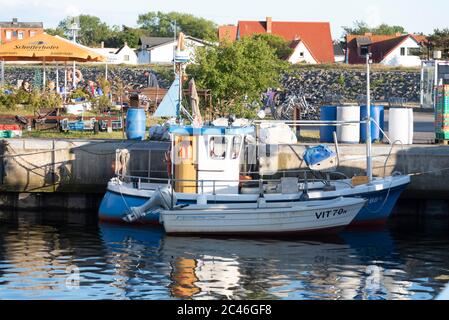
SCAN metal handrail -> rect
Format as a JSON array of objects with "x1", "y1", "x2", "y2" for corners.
[
  {"x1": 254, "y1": 119, "x2": 368, "y2": 127},
  {"x1": 370, "y1": 118, "x2": 406, "y2": 176}
]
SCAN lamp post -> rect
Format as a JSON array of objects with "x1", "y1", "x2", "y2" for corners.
[
  {"x1": 0, "y1": 59, "x2": 4, "y2": 88},
  {"x1": 69, "y1": 17, "x2": 80, "y2": 89},
  {"x1": 365, "y1": 52, "x2": 373, "y2": 183},
  {"x1": 171, "y1": 20, "x2": 177, "y2": 75}
]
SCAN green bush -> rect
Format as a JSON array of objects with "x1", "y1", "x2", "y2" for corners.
[
  {"x1": 69, "y1": 88, "x2": 89, "y2": 100},
  {"x1": 0, "y1": 91, "x2": 17, "y2": 110},
  {"x1": 91, "y1": 95, "x2": 112, "y2": 113}
]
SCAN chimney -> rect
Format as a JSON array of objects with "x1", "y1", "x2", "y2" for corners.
[
  {"x1": 12, "y1": 18, "x2": 18, "y2": 25},
  {"x1": 266, "y1": 17, "x2": 272, "y2": 34}
]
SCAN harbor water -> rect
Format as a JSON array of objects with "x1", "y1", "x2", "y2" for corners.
[{"x1": 0, "y1": 209, "x2": 449, "y2": 300}]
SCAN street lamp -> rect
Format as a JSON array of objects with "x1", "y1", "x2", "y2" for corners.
[
  {"x1": 362, "y1": 44, "x2": 373, "y2": 183},
  {"x1": 68, "y1": 17, "x2": 80, "y2": 89},
  {"x1": 171, "y1": 21, "x2": 177, "y2": 75}
]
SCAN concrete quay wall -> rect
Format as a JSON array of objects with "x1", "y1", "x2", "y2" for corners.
[{"x1": 1, "y1": 139, "x2": 449, "y2": 212}]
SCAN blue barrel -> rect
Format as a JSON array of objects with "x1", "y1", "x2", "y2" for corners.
[
  {"x1": 319, "y1": 106, "x2": 337, "y2": 143},
  {"x1": 360, "y1": 105, "x2": 384, "y2": 142},
  {"x1": 126, "y1": 108, "x2": 147, "y2": 140}
]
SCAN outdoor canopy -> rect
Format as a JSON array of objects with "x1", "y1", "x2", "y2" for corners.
[
  {"x1": 0, "y1": 32, "x2": 105, "y2": 62},
  {"x1": 0, "y1": 32, "x2": 106, "y2": 89}
]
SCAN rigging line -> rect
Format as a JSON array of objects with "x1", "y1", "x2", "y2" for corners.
[{"x1": 408, "y1": 166, "x2": 449, "y2": 177}]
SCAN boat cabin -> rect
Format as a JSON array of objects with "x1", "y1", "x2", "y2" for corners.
[{"x1": 169, "y1": 125, "x2": 255, "y2": 195}]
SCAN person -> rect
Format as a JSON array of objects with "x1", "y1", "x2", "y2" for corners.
[
  {"x1": 144, "y1": 71, "x2": 159, "y2": 88},
  {"x1": 21, "y1": 81, "x2": 31, "y2": 93},
  {"x1": 84, "y1": 80, "x2": 97, "y2": 97},
  {"x1": 46, "y1": 81, "x2": 56, "y2": 93}
]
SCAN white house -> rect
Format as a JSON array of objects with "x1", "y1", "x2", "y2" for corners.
[
  {"x1": 90, "y1": 43, "x2": 138, "y2": 65},
  {"x1": 347, "y1": 33, "x2": 427, "y2": 67},
  {"x1": 137, "y1": 36, "x2": 209, "y2": 64},
  {"x1": 288, "y1": 39, "x2": 318, "y2": 64},
  {"x1": 380, "y1": 36, "x2": 423, "y2": 67}
]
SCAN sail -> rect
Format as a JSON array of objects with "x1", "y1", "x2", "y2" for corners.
[{"x1": 153, "y1": 75, "x2": 181, "y2": 118}]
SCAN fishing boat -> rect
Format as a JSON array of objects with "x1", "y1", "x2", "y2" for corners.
[
  {"x1": 98, "y1": 35, "x2": 410, "y2": 227},
  {"x1": 159, "y1": 197, "x2": 366, "y2": 235}
]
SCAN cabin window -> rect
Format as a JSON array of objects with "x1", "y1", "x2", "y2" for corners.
[
  {"x1": 299, "y1": 52, "x2": 304, "y2": 58},
  {"x1": 400, "y1": 47, "x2": 407, "y2": 56},
  {"x1": 231, "y1": 136, "x2": 242, "y2": 159},
  {"x1": 124, "y1": 55, "x2": 130, "y2": 61},
  {"x1": 18, "y1": 31, "x2": 24, "y2": 40},
  {"x1": 5, "y1": 31, "x2": 12, "y2": 40},
  {"x1": 209, "y1": 136, "x2": 227, "y2": 160}
]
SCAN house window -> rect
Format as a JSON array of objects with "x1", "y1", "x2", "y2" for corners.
[
  {"x1": 5, "y1": 31, "x2": 12, "y2": 40},
  {"x1": 124, "y1": 55, "x2": 130, "y2": 61},
  {"x1": 400, "y1": 47, "x2": 407, "y2": 56},
  {"x1": 18, "y1": 31, "x2": 24, "y2": 40},
  {"x1": 12, "y1": 31, "x2": 18, "y2": 38},
  {"x1": 299, "y1": 52, "x2": 305, "y2": 58},
  {"x1": 30, "y1": 31, "x2": 37, "y2": 37}
]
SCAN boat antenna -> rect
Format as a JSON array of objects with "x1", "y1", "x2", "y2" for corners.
[{"x1": 366, "y1": 52, "x2": 373, "y2": 183}]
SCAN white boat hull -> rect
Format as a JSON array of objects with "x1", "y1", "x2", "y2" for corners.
[{"x1": 160, "y1": 197, "x2": 366, "y2": 235}]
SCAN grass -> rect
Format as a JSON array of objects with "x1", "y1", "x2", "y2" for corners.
[{"x1": 21, "y1": 129, "x2": 129, "y2": 140}]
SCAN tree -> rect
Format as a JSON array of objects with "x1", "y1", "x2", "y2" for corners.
[
  {"x1": 57, "y1": 15, "x2": 112, "y2": 47},
  {"x1": 137, "y1": 11, "x2": 217, "y2": 41},
  {"x1": 104, "y1": 26, "x2": 146, "y2": 48},
  {"x1": 45, "y1": 27, "x2": 66, "y2": 38},
  {"x1": 187, "y1": 37, "x2": 288, "y2": 118},
  {"x1": 343, "y1": 21, "x2": 406, "y2": 36},
  {"x1": 429, "y1": 29, "x2": 449, "y2": 58},
  {"x1": 251, "y1": 34, "x2": 293, "y2": 60}
]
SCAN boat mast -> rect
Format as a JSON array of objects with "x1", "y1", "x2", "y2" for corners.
[{"x1": 366, "y1": 53, "x2": 373, "y2": 183}]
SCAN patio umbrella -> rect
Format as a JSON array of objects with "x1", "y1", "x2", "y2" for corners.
[
  {"x1": 189, "y1": 78, "x2": 203, "y2": 127},
  {"x1": 0, "y1": 33, "x2": 105, "y2": 89}
]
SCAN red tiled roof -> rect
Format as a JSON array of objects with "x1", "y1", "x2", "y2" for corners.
[
  {"x1": 218, "y1": 25, "x2": 238, "y2": 43},
  {"x1": 346, "y1": 34, "x2": 427, "y2": 64},
  {"x1": 237, "y1": 20, "x2": 335, "y2": 63}
]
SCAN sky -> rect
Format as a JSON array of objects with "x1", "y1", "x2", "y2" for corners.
[{"x1": 0, "y1": 0, "x2": 447, "y2": 39}]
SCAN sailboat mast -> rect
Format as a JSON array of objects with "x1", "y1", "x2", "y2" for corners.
[{"x1": 366, "y1": 53, "x2": 373, "y2": 182}]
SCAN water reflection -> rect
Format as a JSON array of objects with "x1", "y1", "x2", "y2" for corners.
[{"x1": 0, "y1": 210, "x2": 449, "y2": 300}]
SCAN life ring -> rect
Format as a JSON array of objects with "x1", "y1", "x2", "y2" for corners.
[{"x1": 68, "y1": 69, "x2": 83, "y2": 84}]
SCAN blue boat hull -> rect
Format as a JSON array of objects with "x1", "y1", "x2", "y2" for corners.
[{"x1": 98, "y1": 182, "x2": 408, "y2": 226}]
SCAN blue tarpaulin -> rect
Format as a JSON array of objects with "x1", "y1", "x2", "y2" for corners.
[{"x1": 303, "y1": 145, "x2": 336, "y2": 167}]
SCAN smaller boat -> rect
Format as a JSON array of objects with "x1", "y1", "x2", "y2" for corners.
[{"x1": 157, "y1": 195, "x2": 366, "y2": 236}]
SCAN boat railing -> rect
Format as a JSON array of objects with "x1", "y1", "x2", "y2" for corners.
[
  {"x1": 116, "y1": 169, "x2": 355, "y2": 197},
  {"x1": 253, "y1": 118, "x2": 407, "y2": 177}
]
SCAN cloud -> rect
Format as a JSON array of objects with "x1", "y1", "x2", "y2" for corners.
[
  {"x1": 365, "y1": 5, "x2": 381, "y2": 27},
  {"x1": 65, "y1": 5, "x2": 81, "y2": 17}
]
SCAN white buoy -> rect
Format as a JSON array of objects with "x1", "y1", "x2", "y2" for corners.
[
  {"x1": 337, "y1": 105, "x2": 360, "y2": 143},
  {"x1": 389, "y1": 108, "x2": 414, "y2": 145}
]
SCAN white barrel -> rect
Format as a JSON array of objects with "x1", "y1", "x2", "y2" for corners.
[
  {"x1": 388, "y1": 108, "x2": 414, "y2": 145},
  {"x1": 337, "y1": 105, "x2": 360, "y2": 143}
]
